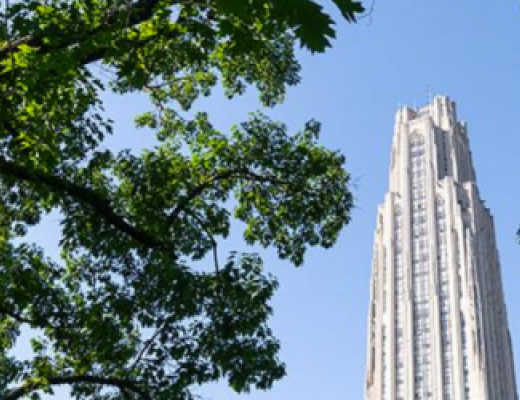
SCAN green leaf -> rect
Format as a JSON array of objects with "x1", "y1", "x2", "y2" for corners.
[{"x1": 332, "y1": 0, "x2": 366, "y2": 22}]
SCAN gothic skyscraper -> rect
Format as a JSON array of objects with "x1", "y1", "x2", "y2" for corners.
[{"x1": 365, "y1": 96, "x2": 517, "y2": 400}]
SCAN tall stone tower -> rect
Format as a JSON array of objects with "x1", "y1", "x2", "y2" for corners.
[{"x1": 365, "y1": 96, "x2": 517, "y2": 400}]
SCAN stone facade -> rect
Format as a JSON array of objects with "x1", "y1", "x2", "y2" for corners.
[{"x1": 365, "y1": 96, "x2": 518, "y2": 400}]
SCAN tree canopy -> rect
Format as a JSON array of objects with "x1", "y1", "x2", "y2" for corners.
[{"x1": 0, "y1": 0, "x2": 363, "y2": 398}]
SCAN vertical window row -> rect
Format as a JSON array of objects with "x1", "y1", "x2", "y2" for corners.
[
  {"x1": 455, "y1": 234, "x2": 470, "y2": 399},
  {"x1": 382, "y1": 326, "x2": 388, "y2": 399},
  {"x1": 439, "y1": 130, "x2": 450, "y2": 178},
  {"x1": 461, "y1": 315, "x2": 470, "y2": 398},
  {"x1": 410, "y1": 135, "x2": 432, "y2": 399},
  {"x1": 383, "y1": 248, "x2": 387, "y2": 314},
  {"x1": 367, "y1": 247, "x2": 379, "y2": 388},
  {"x1": 436, "y1": 198, "x2": 453, "y2": 399},
  {"x1": 394, "y1": 208, "x2": 405, "y2": 400}
]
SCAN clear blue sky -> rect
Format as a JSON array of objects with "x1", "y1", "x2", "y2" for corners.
[{"x1": 22, "y1": 1, "x2": 520, "y2": 399}]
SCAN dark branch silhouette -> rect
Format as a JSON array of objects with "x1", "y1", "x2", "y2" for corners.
[
  {"x1": 0, "y1": 156, "x2": 164, "y2": 249},
  {"x1": 0, "y1": 0, "x2": 166, "y2": 60},
  {"x1": 4, "y1": 375, "x2": 152, "y2": 400},
  {"x1": 167, "y1": 169, "x2": 290, "y2": 224},
  {"x1": 0, "y1": 303, "x2": 35, "y2": 325}
]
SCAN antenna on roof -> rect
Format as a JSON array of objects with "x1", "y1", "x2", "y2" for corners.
[{"x1": 426, "y1": 84, "x2": 433, "y2": 104}]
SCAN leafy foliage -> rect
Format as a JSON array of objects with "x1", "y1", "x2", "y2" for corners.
[{"x1": 0, "y1": 0, "x2": 361, "y2": 398}]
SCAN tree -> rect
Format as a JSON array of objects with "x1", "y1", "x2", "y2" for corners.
[{"x1": 0, "y1": 0, "x2": 363, "y2": 398}]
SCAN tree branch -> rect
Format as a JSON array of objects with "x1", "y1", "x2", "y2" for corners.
[
  {"x1": 167, "y1": 170, "x2": 236, "y2": 224},
  {"x1": 128, "y1": 209, "x2": 218, "y2": 374},
  {"x1": 0, "y1": 0, "x2": 199, "y2": 83},
  {"x1": 0, "y1": 156, "x2": 165, "y2": 250},
  {"x1": 189, "y1": 210, "x2": 219, "y2": 273},
  {"x1": 0, "y1": 303, "x2": 34, "y2": 325},
  {"x1": 167, "y1": 169, "x2": 291, "y2": 225},
  {"x1": 0, "y1": 0, "x2": 166, "y2": 61},
  {"x1": 4, "y1": 375, "x2": 152, "y2": 400}
]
